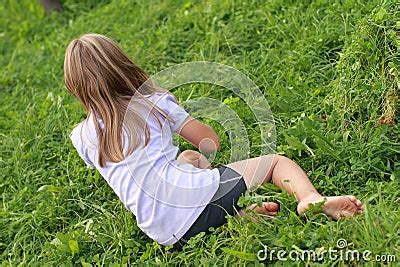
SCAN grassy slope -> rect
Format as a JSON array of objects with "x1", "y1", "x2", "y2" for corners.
[{"x1": 1, "y1": 0, "x2": 399, "y2": 265}]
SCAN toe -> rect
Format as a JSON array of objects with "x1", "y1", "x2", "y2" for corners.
[
  {"x1": 247, "y1": 202, "x2": 279, "y2": 216},
  {"x1": 347, "y1": 195, "x2": 357, "y2": 202},
  {"x1": 264, "y1": 202, "x2": 280, "y2": 212},
  {"x1": 347, "y1": 196, "x2": 363, "y2": 210}
]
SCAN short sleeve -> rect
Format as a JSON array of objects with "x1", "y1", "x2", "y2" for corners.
[
  {"x1": 70, "y1": 126, "x2": 95, "y2": 168},
  {"x1": 155, "y1": 93, "x2": 190, "y2": 132}
]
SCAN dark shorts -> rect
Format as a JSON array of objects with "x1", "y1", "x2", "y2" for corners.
[{"x1": 173, "y1": 166, "x2": 247, "y2": 250}]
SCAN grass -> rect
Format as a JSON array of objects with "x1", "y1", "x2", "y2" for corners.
[{"x1": 0, "y1": 0, "x2": 399, "y2": 265}]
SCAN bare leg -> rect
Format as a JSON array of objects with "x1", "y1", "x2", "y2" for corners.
[
  {"x1": 227, "y1": 155, "x2": 363, "y2": 219},
  {"x1": 178, "y1": 150, "x2": 278, "y2": 216},
  {"x1": 177, "y1": 150, "x2": 211, "y2": 169}
]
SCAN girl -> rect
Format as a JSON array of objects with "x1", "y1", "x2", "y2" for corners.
[{"x1": 65, "y1": 33, "x2": 363, "y2": 249}]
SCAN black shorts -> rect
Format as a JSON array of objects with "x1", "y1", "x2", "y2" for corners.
[{"x1": 173, "y1": 166, "x2": 247, "y2": 250}]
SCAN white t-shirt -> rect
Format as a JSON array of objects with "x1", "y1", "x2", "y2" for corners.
[{"x1": 70, "y1": 92, "x2": 220, "y2": 245}]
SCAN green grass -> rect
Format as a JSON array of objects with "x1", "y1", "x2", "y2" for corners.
[{"x1": 1, "y1": 0, "x2": 399, "y2": 265}]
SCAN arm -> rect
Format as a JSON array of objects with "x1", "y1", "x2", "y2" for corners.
[{"x1": 176, "y1": 116, "x2": 220, "y2": 154}]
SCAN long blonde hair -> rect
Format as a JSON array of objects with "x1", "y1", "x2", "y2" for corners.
[{"x1": 64, "y1": 33, "x2": 166, "y2": 167}]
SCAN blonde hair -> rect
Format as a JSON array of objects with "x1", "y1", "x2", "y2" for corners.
[{"x1": 64, "y1": 33, "x2": 166, "y2": 167}]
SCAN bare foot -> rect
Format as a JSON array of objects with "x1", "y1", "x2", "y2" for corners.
[
  {"x1": 246, "y1": 202, "x2": 280, "y2": 216},
  {"x1": 297, "y1": 194, "x2": 364, "y2": 220}
]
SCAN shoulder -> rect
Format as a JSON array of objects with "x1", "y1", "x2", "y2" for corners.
[
  {"x1": 70, "y1": 116, "x2": 96, "y2": 146},
  {"x1": 147, "y1": 92, "x2": 176, "y2": 104},
  {"x1": 70, "y1": 121, "x2": 84, "y2": 143},
  {"x1": 69, "y1": 117, "x2": 96, "y2": 168}
]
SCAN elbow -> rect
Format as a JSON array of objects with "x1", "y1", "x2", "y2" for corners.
[
  {"x1": 209, "y1": 126, "x2": 220, "y2": 151},
  {"x1": 199, "y1": 135, "x2": 220, "y2": 154},
  {"x1": 210, "y1": 137, "x2": 220, "y2": 152},
  {"x1": 214, "y1": 136, "x2": 220, "y2": 151}
]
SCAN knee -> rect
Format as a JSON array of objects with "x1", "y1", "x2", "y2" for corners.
[
  {"x1": 178, "y1": 150, "x2": 201, "y2": 162},
  {"x1": 263, "y1": 154, "x2": 287, "y2": 167},
  {"x1": 273, "y1": 154, "x2": 287, "y2": 161}
]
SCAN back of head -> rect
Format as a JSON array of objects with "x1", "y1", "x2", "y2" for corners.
[
  {"x1": 64, "y1": 33, "x2": 151, "y2": 109},
  {"x1": 64, "y1": 33, "x2": 162, "y2": 167}
]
